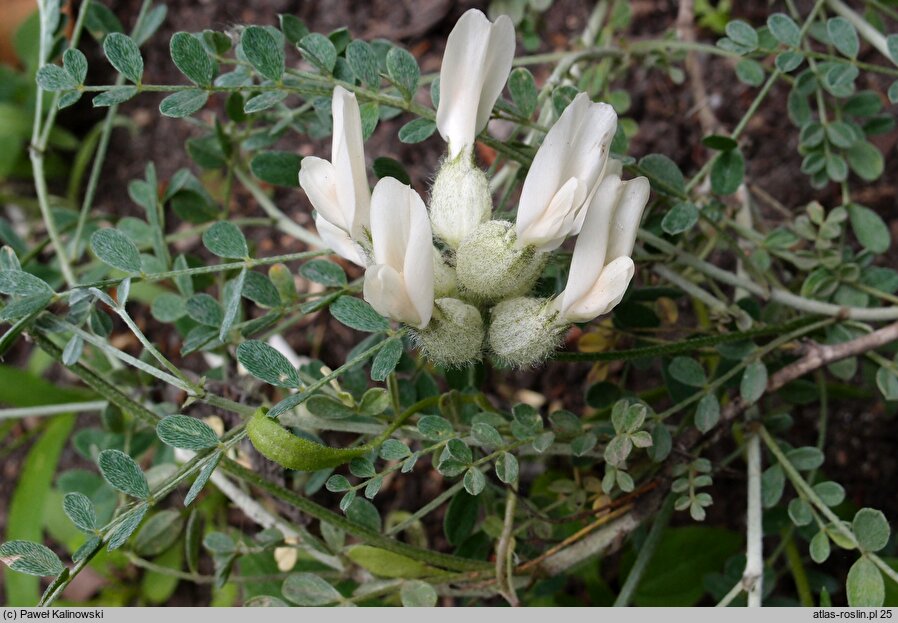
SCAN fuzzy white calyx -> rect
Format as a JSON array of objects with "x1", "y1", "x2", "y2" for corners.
[
  {"x1": 429, "y1": 155, "x2": 494, "y2": 249},
  {"x1": 415, "y1": 298, "x2": 485, "y2": 367},
  {"x1": 432, "y1": 247, "x2": 458, "y2": 298},
  {"x1": 488, "y1": 297, "x2": 565, "y2": 368},
  {"x1": 455, "y1": 220, "x2": 546, "y2": 303}
]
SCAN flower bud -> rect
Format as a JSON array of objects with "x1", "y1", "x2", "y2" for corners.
[
  {"x1": 488, "y1": 297, "x2": 565, "y2": 367},
  {"x1": 433, "y1": 247, "x2": 458, "y2": 298},
  {"x1": 429, "y1": 156, "x2": 493, "y2": 249},
  {"x1": 455, "y1": 220, "x2": 546, "y2": 303},
  {"x1": 415, "y1": 298, "x2": 484, "y2": 367}
]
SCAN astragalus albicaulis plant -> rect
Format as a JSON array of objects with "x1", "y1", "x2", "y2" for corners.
[{"x1": 2, "y1": 0, "x2": 898, "y2": 609}]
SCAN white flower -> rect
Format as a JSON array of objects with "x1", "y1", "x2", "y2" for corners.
[
  {"x1": 552, "y1": 174, "x2": 650, "y2": 323},
  {"x1": 515, "y1": 92, "x2": 617, "y2": 252},
  {"x1": 436, "y1": 9, "x2": 515, "y2": 161},
  {"x1": 363, "y1": 178, "x2": 434, "y2": 329},
  {"x1": 298, "y1": 85, "x2": 370, "y2": 266}
]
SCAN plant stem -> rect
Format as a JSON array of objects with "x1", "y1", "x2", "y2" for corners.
[
  {"x1": 0, "y1": 400, "x2": 107, "y2": 420},
  {"x1": 31, "y1": 1, "x2": 76, "y2": 286},
  {"x1": 70, "y1": 249, "x2": 328, "y2": 291},
  {"x1": 613, "y1": 493, "x2": 674, "y2": 607},
  {"x1": 760, "y1": 426, "x2": 898, "y2": 587},
  {"x1": 743, "y1": 432, "x2": 763, "y2": 607},
  {"x1": 495, "y1": 487, "x2": 520, "y2": 606},
  {"x1": 782, "y1": 530, "x2": 814, "y2": 607},
  {"x1": 234, "y1": 168, "x2": 324, "y2": 248},
  {"x1": 640, "y1": 229, "x2": 898, "y2": 321},
  {"x1": 69, "y1": 0, "x2": 153, "y2": 263}
]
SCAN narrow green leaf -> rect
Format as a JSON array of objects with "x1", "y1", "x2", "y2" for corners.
[
  {"x1": 669, "y1": 356, "x2": 706, "y2": 387},
  {"x1": 297, "y1": 33, "x2": 336, "y2": 74},
  {"x1": 36, "y1": 65, "x2": 78, "y2": 91},
  {"x1": 495, "y1": 452, "x2": 518, "y2": 484},
  {"x1": 242, "y1": 271, "x2": 281, "y2": 308},
  {"x1": 250, "y1": 151, "x2": 302, "y2": 187},
  {"x1": 695, "y1": 393, "x2": 720, "y2": 433},
  {"x1": 279, "y1": 14, "x2": 309, "y2": 46},
  {"x1": 159, "y1": 89, "x2": 209, "y2": 118},
  {"x1": 157, "y1": 415, "x2": 220, "y2": 451},
  {"x1": 740, "y1": 361, "x2": 768, "y2": 404},
  {"x1": 300, "y1": 259, "x2": 347, "y2": 287},
  {"x1": 711, "y1": 149, "x2": 745, "y2": 195},
  {"x1": 97, "y1": 449, "x2": 150, "y2": 499},
  {"x1": 725, "y1": 20, "x2": 758, "y2": 51},
  {"x1": 90, "y1": 229, "x2": 142, "y2": 274},
  {"x1": 202, "y1": 221, "x2": 248, "y2": 259},
  {"x1": 0, "y1": 541, "x2": 64, "y2": 577},
  {"x1": 106, "y1": 504, "x2": 148, "y2": 550},
  {"x1": 661, "y1": 201, "x2": 698, "y2": 235},
  {"x1": 827, "y1": 17, "x2": 859, "y2": 58},
  {"x1": 244, "y1": 91, "x2": 287, "y2": 114},
  {"x1": 853, "y1": 508, "x2": 890, "y2": 552},
  {"x1": 346, "y1": 40, "x2": 379, "y2": 87},
  {"x1": 185, "y1": 294, "x2": 223, "y2": 327},
  {"x1": 236, "y1": 340, "x2": 300, "y2": 388},
  {"x1": 848, "y1": 204, "x2": 890, "y2": 253},
  {"x1": 282, "y1": 572, "x2": 342, "y2": 606},
  {"x1": 92, "y1": 86, "x2": 138, "y2": 107},
  {"x1": 329, "y1": 296, "x2": 389, "y2": 332},
  {"x1": 103, "y1": 33, "x2": 144, "y2": 83},
  {"x1": 508, "y1": 67, "x2": 537, "y2": 117},
  {"x1": 170, "y1": 32, "x2": 214, "y2": 86},
  {"x1": 370, "y1": 339, "x2": 403, "y2": 382},
  {"x1": 62, "y1": 492, "x2": 97, "y2": 533},
  {"x1": 0, "y1": 270, "x2": 52, "y2": 296},
  {"x1": 242, "y1": 26, "x2": 285, "y2": 81},
  {"x1": 184, "y1": 452, "x2": 221, "y2": 506},
  {"x1": 63, "y1": 48, "x2": 88, "y2": 84},
  {"x1": 768, "y1": 13, "x2": 800, "y2": 47},
  {"x1": 398, "y1": 118, "x2": 436, "y2": 144},
  {"x1": 386, "y1": 47, "x2": 419, "y2": 99},
  {"x1": 846, "y1": 557, "x2": 884, "y2": 607}
]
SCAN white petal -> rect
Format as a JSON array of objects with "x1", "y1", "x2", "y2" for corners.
[
  {"x1": 605, "y1": 176, "x2": 650, "y2": 262},
  {"x1": 436, "y1": 9, "x2": 515, "y2": 160},
  {"x1": 563, "y1": 101, "x2": 617, "y2": 204},
  {"x1": 402, "y1": 193, "x2": 434, "y2": 327},
  {"x1": 562, "y1": 256, "x2": 634, "y2": 323},
  {"x1": 363, "y1": 264, "x2": 422, "y2": 328},
  {"x1": 558, "y1": 175, "x2": 622, "y2": 316},
  {"x1": 299, "y1": 157, "x2": 348, "y2": 231},
  {"x1": 315, "y1": 215, "x2": 366, "y2": 266},
  {"x1": 368, "y1": 178, "x2": 434, "y2": 327},
  {"x1": 516, "y1": 177, "x2": 585, "y2": 250},
  {"x1": 473, "y1": 15, "x2": 515, "y2": 139},
  {"x1": 370, "y1": 177, "x2": 413, "y2": 267},
  {"x1": 331, "y1": 86, "x2": 370, "y2": 239},
  {"x1": 516, "y1": 93, "x2": 617, "y2": 243}
]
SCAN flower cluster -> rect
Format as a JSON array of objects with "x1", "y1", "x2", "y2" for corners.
[{"x1": 299, "y1": 9, "x2": 650, "y2": 368}]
